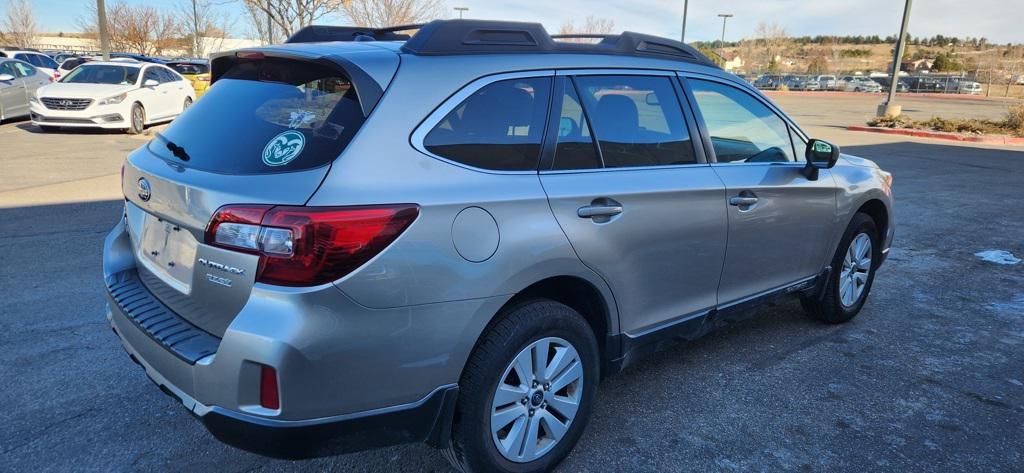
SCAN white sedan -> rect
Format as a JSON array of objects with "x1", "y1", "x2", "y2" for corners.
[{"x1": 30, "y1": 61, "x2": 195, "y2": 134}]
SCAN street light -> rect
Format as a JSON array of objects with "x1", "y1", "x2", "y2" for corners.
[
  {"x1": 681, "y1": 0, "x2": 689, "y2": 43},
  {"x1": 454, "y1": 7, "x2": 468, "y2": 19},
  {"x1": 717, "y1": 14, "x2": 733, "y2": 59},
  {"x1": 880, "y1": 0, "x2": 913, "y2": 117}
]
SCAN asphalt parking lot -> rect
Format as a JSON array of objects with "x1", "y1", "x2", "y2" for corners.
[{"x1": 2, "y1": 93, "x2": 1022, "y2": 472}]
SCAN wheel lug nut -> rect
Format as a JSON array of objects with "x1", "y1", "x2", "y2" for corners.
[
  {"x1": 521, "y1": 398, "x2": 527, "y2": 404},
  {"x1": 543, "y1": 383, "x2": 550, "y2": 391},
  {"x1": 532, "y1": 380, "x2": 538, "y2": 388},
  {"x1": 528, "y1": 409, "x2": 535, "y2": 416}
]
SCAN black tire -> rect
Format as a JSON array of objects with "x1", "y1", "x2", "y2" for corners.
[
  {"x1": 443, "y1": 299, "x2": 600, "y2": 473},
  {"x1": 802, "y1": 213, "x2": 880, "y2": 323},
  {"x1": 183, "y1": 96, "x2": 192, "y2": 112},
  {"x1": 38, "y1": 125, "x2": 60, "y2": 133},
  {"x1": 127, "y1": 103, "x2": 144, "y2": 135}
]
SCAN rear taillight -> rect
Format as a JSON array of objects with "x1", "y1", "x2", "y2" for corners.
[
  {"x1": 205, "y1": 204, "x2": 419, "y2": 286},
  {"x1": 259, "y1": 365, "x2": 279, "y2": 410}
]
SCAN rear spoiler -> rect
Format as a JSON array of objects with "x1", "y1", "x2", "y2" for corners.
[{"x1": 208, "y1": 49, "x2": 384, "y2": 118}]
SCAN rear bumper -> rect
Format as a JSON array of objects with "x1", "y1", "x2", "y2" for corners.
[{"x1": 101, "y1": 217, "x2": 501, "y2": 456}]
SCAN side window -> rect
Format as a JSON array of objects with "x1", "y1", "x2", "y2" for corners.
[
  {"x1": 688, "y1": 79, "x2": 796, "y2": 163},
  {"x1": 13, "y1": 62, "x2": 35, "y2": 77},
  {"x1": 159, "y1": 68, "x2": 181, "y2": 82},
  {"x1": 423, "y1": 77, "x2": 551, "y2": 171},
  {"x1": 552, "y1": 80, "x2": 601, "y2": 170},
  {"x1": 143, "y1": 67, "x2": 162, "y2": 84},
  {"x1": 0, "y1": 61, "x2": 16, "y2": 77},
  {"x1": 573, "y1": 75, "x2": 696, "y2": 168}
]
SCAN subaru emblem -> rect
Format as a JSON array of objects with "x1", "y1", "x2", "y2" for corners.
[{"x1": 137, "y1": 177, "x2": 151, "y2": 201}]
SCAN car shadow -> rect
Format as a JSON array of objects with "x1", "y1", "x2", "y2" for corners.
[{"x1": 14, "y1": 121, "x2": 128, "y2": 135}]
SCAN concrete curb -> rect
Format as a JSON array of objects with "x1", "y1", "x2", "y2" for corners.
[
  {"x1": 765, "y1": 90, "x2": 1019, "y2": 102},
  {"x1": 846, "y1": 125, "x2": 1024, "y2": 145}
]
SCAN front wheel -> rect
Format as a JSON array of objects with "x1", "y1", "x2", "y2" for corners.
[
  {"x1": 127, "y1": 103, "x2": 144, "y2": 135},
  {"x1": 443, "y1": 299, "x2": 599, "y2": 473},
  {"x1": 802, "y1": 213, "x2": 880, "y2": 323},
  {"x1": 182, "y1": 96, "x2": 192, "y2": 112}
]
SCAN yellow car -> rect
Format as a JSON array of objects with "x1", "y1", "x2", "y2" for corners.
[{"x1": 167, "y1": 61, "x2": 211, "y2": 97}]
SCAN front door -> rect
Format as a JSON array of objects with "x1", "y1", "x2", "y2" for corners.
[
  {"x1": 0, "y1": 61, "x2": 27, "y2": 118},
  {"x1": 684, "y1": 77, "x2": 837, "y2": 306},
  {"x1": 540, "y1": 73, "x2": 727, "y2": 335}
]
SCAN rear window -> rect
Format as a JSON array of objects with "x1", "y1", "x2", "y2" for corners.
[
  {"x1": 169, "y1": 63, "x2": 209, "y2": 75},
  {"x1": 148, "y1": 58, "x2": 364, "y2": 175}
]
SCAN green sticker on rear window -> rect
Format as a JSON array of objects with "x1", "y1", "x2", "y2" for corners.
[{"x1": 262, "y1": 130, "x2": 305, "y2": 166}]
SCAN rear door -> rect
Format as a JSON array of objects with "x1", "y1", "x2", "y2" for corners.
[
  {"x1": 121, "y1": 54, "x2": 394, "y2": 336},
  {"x1": 682, "y1": 76, "x2": 836, "y2": 306},
  {"x1": 539, "y1": 72, "x2": 727, "y2": 335}
]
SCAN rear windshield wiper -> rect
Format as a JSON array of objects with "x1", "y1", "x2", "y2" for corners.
[{"x1": 154, "y1": 132, "x2": 191, "y2": 162}]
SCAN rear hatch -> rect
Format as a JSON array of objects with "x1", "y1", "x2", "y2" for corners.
[{"x1": 120, "y1": 47, "x2": 397, "y2": 336}]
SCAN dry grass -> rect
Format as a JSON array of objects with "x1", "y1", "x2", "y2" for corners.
[{"x1": 867, "y1": 104, "x2": 1024, "y2": 137}]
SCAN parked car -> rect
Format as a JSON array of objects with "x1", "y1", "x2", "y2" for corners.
[
  {"x1": 110, "y1": 52, "x2": 166, "y2": 64},
  {"x1": 30, "y1": 61, "x2": 195, "y2": 133},
  {"x1": 873, "y1": 77, "x2": 910, "y2": 93},
  {"x1": 813, "y1": 74, "x2": 838, "y2": 90},
  {"x1": 0, "y1": 49, "x2": 59, "y2": 79},
  {"x1": 785, "y1": 75, "x2": 820, "y2": 91},
  {"x1": 104, "y1": 20, "x2": 894, "y2": 473},
  {"x1": 166, "y1": 60, "x2": 211, "y2": 97},
  {"x1": 753, "y1": 74, "x2": 783, "y2": 89},
  {"x1": 55, "y1": 56, "x2": 97, "y2": 81},
  {"x1": 958, "y1": 81, "x2": 982, "y2": 95},
  {"x1": 0, "y1": 58, "x2": 50, "y2": 122},
  {"x1": 845, "y1": 77, "x2": 882, "y2": 92}
]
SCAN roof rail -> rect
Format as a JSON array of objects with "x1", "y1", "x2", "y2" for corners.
[
  {"x1": 286, "y1": 24, "x2": 423, "y2": 43},
  {"x1": 401, "y1": 19, "x2": 718, "y2": 68}
]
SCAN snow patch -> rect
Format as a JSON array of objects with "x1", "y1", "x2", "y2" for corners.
[{"x1": 975, "y1": 250, "x2": 1021, "y2": 265}]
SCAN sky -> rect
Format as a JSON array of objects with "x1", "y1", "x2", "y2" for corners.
[{"x1": 15, "y1": 0, "x2": 1024, "y2": 45}]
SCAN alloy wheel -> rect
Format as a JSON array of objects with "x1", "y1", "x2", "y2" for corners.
[
  {"x1": 839, "y1": 233, "x2": 872, "y2": 307},
  {"x1": 490, "y1": 336, "x2": 583, "y2": 463}
]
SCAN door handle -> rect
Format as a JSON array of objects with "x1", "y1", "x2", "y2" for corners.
[
  {"x1": 729, "y1": 196, "x2": 759, "y2": 206},
  {"x1": 578, "y1": 205, "x2": 623, "y2": 218}
]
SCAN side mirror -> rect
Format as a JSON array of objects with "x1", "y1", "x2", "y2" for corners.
[
  {"x1": 143, "y1": 79, "x2": 159, "y2": 87},
  {"x1": 0, "y1": 73, "x2": 14, "y2": 81},
  {"x1": 802, "y1": 139, "x2": 841, "y2": 180}
]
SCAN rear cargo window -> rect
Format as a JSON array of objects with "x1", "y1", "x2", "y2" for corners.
[
  {"x1": 423, "y1": 77, "x2": 551, "y2": 171},
  {"x1": 148, "y1": 58, "x2": 364, "y2": 174}
]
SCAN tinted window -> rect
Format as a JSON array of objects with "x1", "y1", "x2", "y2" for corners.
[
  {"x1": 156, "y1": 67, "x2": 178, "y2": 82},
  {"x1": 143, "y1": 67, "x2": 162, "y2": 84},
  {"x1": 12, "y1": 61, "x2": 34, "y2": 77},
  {"x1": 0, "y1": 61, "x2": 16, "y2": 77},
  {"x1": 36, "y1": 54, "x2": 58, "y2": 69},
  {"x1": 63, "y1": 65, "x2": 140, "y2": 85},
  {"x1": 424, "y1": 77, "x2": 551, "y2": 171},
  {"x1": 689, "y1": 79, "x2": 796, "y2": 163},
  {"x1": 552, "y1": 80, "x2": 600, "y2": 170},
  {"x1": 573, "y1": 75, "x2": 696, "y2": 168},
  {"x1": 60, "y1": 58, "x2": 82, "y2": 71},
  {"x1": 148, "y1": 58, "x2": 365, "y2": 175},
  {"x1": 170, "y1": 63, "x2": 209, "y2": 75}
]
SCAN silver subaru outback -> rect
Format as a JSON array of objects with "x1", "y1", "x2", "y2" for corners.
[{"x1": 103, "y1": 20, "x2": 894, "y2": 473}]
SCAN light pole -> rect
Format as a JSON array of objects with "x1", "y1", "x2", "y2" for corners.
[
  {"x1": 96, "y1": 0, "x2": 110, "y2": 60},
  {"x1": 454, "y1": 7, "x2": 468, "y2": 19},
  {"x1": 681, "y1": 0, "x2": 689, "y2": 43},
  {"x1": 879, "y1": 0, "x2": 913, "y2": 117},
  {"x1": 717, "y1": 14, "x2": 733, "y2": 59}
]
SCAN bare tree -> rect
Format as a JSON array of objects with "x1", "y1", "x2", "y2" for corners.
[
  {"x1": 79, "y1": 1, "x2": 182, "y2": 55},
  {"x1": 339, "y1": 0, "x2": 446, "y2": 28},
  {"x1": 754, "y1": 21, "x2": 789, "y2": 69},
  {"x1": 241, "y1": 0, "x2": 338, "y2": 41},
  {"x1": 558, "y1": 15, "x2": 615, "y2": 42},
  {"x1": 178, "y1": 0, "x2": 234, "y2": 57},
  {"x1": 1, "y1": 0, "x2": 38, "y2": 47}
]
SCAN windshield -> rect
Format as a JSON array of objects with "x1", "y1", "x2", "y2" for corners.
[
  {"x1": 148, "y1": 58, "x2": 365, "y2": 175},
  {"x1": 62, "y1": 65, "x2": 140, "y2": 85}
]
